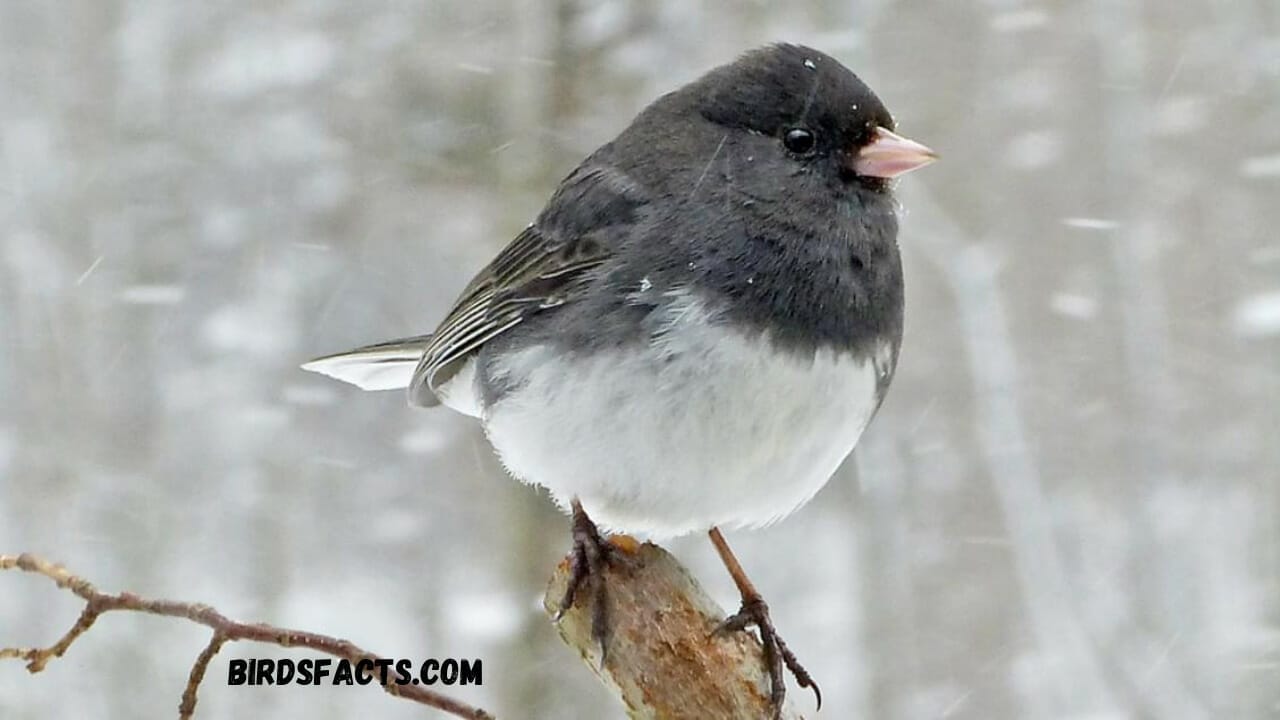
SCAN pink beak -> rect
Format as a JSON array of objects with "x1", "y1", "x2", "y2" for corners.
[{"x1": 852, "y1": 127, "x2": 937, "y2": 179}]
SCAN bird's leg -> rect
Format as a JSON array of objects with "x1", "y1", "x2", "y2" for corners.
[
  {"x1": 708, "y1": 526, "x2": 822, "y2": 717},
  {"x1": 554, "y1": 498, "x2": 621, "y2": 660}
]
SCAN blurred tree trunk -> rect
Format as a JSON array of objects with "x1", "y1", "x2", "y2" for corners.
[
  {"x1": 852, "y1": 431, "x2": 914, "y2": 720},
  {"x1": 495, "y1": 2, "x2": 615, "y2": 718},
  {"x1": 908, "y1": 187, "x2": 1120, "y2": 717},
  {"x1": 1092, "y1": 3, "x2": 1212, "y2": 717}
]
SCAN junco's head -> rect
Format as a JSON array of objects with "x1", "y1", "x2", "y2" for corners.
[{"x1": 603, "y1": 44, "x2": 935, "y2": 206}]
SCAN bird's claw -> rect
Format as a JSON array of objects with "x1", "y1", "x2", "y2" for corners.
[
  {"x1": 555, "y1": 502, "x2": 622, "y2": 664},
  {"x1": 715, "y1": 595, "x2": 822, "y2": 717}
]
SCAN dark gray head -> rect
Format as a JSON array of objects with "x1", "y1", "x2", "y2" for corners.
[{"x1": 607, "y1": 44, "x2": 935, "y2": 203}]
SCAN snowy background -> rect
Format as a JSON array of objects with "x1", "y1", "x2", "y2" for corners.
[{"x1": 1, "y1": 1, "x2": 1278, "y2": 719}]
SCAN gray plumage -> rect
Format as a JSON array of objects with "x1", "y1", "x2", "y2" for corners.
[{"x1": 303, "y1": 44, "x2": 933, "y2": 537}]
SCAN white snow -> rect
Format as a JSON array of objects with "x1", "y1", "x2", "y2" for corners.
[
  {"x1": 74, "y1": 255, "x2": 105, "y2": 286},
  {"x1": 281, "y1": 384, "x2": 337, "y2": 407},
  {"x1": 444, "y1": 591, "x2": 521, "y2": 640},
  {"x1": 1239, "y1": 154, "x2": 1280, "y2": 179},
  {"x1": 1050, "y1": 293, "x2": 1099, "y2": 320},
  {"x1": 1006, "y1": 130, "x2": 1062, "y2": 169},
  {"x1": 1061, "y1": 217, "x2": 1120, "y2": 231},
  {"x1": 1232, "y1": 291, "x2": 1280, "y2": 338},
  {"x1": 398, "y1": 426, "x2": 450, "y2": 455},
  {"x1": 1152, "y1": 96, "x2": 1208, "y2": 137},
  {"x1": 200, "y1": 31, "x2": 335, "y2": 97},
  {"x1": 990, "y1": 9, "x2": 1050, "y2": 32},
  {"x1": 455, "y1": 62, "x2": 494, "y2": 75},
  {"x1": 118, "y1": 284, "x2": 186, "y2": 305}
]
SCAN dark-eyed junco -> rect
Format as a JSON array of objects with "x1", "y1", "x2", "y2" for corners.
[{"x1": 304, "y1": 43, "x2": 934, "y2": 714}]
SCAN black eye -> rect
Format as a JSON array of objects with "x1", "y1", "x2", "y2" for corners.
[{"x1": 783, "y1": 127, "x2": 816, "y2": 155}]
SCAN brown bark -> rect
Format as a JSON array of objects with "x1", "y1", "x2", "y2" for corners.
[{"x1": 543, "y1": 539, "x2": 804, "y2": 720}]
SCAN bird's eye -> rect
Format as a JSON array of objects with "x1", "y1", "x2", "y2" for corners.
[{"x1": 783, "y1": 127, "x2": 817, "y2": 155}]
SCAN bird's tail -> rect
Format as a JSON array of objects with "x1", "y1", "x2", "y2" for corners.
[{"x1": 300, "y1": 335, "x2": 431, "y2": 391}]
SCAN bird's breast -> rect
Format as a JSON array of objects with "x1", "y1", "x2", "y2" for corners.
[{"x1": 476, "y1": 290, "x2": 892, "y2": 537}]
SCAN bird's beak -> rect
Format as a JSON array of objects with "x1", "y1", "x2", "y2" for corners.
[{"x1": 852, "y1": 127, "x2": 937, "y2": 179}]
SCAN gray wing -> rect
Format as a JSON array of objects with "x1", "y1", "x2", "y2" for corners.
[{"x1": 409, "y1": 163, "x2": 645, "y2": 407}]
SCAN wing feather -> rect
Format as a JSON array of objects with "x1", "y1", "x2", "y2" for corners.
[
  {"x1": 408, "y1": 164, "x2": 644, "y2": 407},
  {"x1": 406, "y1": 231, "x2": 604, "y2": 405}
]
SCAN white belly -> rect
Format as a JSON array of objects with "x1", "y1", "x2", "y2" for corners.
[{"x1": 475, "y1": 299, "x2": 885, "y2": 539}]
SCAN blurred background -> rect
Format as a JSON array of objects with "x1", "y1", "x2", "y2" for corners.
[{"x1": 1, "y1": 1, "x2": 1277, "y2": 718}]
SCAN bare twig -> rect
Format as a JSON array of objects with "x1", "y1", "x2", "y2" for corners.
[
  {"x1": 179, "y1": 632, "x2": 228, "y2": 718},
  {"x1": 1, "y1": 553, "x2": 495, "y2": 720}
]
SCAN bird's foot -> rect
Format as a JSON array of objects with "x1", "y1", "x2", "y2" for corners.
[
  {"x1": 553, "y1": 500, "x2": 625, "y2": 662},
  {"x1": 716, "y1": 594, "x2": 822, "y2": 718}
]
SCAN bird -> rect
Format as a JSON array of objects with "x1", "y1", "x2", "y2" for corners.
[{"x1": 303, "y1": 43, "x2": 934, "y2": 715}]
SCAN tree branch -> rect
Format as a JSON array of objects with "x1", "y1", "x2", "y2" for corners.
[
  {"x1": 0, "y1": 553, "x2": 495, "y2": 720},
  {"x1": 544, "y1": 539, "x2": 803, "y2": 720}
]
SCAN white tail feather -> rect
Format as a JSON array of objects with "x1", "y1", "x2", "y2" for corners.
[{"x1": 300, "y1": 336, "x2": 430, "y2": 391}]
